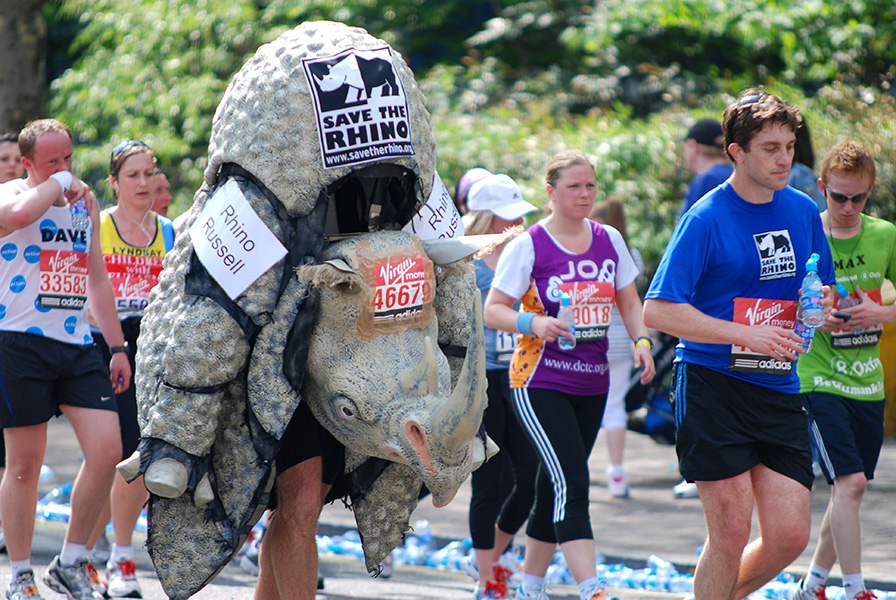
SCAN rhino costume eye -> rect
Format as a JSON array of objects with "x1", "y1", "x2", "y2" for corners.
[{"x1": 334, "y1": 396, "x2": 358, "y2": 420}]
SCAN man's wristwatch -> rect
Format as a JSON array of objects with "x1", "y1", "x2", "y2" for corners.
[{"x1": 109, "y1": 343, "x2": 129, "y2": 355}]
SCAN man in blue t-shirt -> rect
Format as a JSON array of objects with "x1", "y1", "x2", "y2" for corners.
[
  {"x1": 645, "y1": 90, "x2": 835, "y2": 600},
  {"x1": 680, "y1": 118, "x2": 733, "y2": 217}
]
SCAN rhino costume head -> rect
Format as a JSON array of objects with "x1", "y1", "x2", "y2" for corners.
[
  {"x1": 300, "y1": 231, "x2": 486, "y2": 508},
  {"x1": 126, "y1": 21, "x2": 486, "y2": 598}
]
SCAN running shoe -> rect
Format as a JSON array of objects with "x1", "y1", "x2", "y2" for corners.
[
  {"x1": 673, "y1": 479, "x2": 699, "y2": 499},
  {"x1": 605, "y1": 466, "x2": 630, "y2": 499},
  {"x1": 513, "y1": 582, "x2": 550, "y2": 600},
  {"x1": 43, "y1": 556, "x2": 104, "y2": 600},
  {"x1": 106, "y1": 559, "x2": 141, "y2": 598},
  {"x1": 7, "y1": 570, "x2": 43, "y2": 600},
  {"x1": 579, "y1": 581, "x2": 619, "y2": 600},
  {"x1": 84, "y1": 562, "x2": 106, "y2": 598},
  {"x1": 238, "y1": 545, "x2": 260, "y2": 576},
  {"x1": 789, "y1": 580, "x2": 826, "y2": 599}
]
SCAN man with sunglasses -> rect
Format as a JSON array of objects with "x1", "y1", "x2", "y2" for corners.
[
  {"x1": 644, "y1": 90, "x2": 835, "y2": 600},
  {"x1": 0, "y1": 119, "x2": 130, "y2": 600},
  {"x1": 792, "y1": 142, "x2": 895, "y2": 600}
]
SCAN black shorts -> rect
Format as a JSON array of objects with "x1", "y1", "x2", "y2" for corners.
[
  {"x1": 94, "y1": 316, "x2": 142, "y2": 460},
  {"x1": 806, "y1": 391, "x2": 885, "y2": 484},
  {"x1": 275, "y1": 400, "x2": 344, "y2": 485},
  {"x1": 673, "y1": 362, "x2": 813, "y2": 489},
  {"x1": 0, "y1": 330, "x2": 117, "y2": 428}
]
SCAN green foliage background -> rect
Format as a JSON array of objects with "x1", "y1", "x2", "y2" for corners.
[{"x1": 46, "y1": 0, "x2": 896, "y2": 280}]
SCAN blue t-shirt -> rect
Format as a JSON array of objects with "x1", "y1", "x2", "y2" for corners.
[
  {"x1": 787, "y1": 161, "x2": 825, "y2": 212},
  {"x1": 647, "y1": 182, "x2": 835, "y2": 392},
  {"x1": 681, "y1": 163, "x2": 733, "y2": 216},
  {"x1": 474, "y1": 257, "x2": 516, "y2": 371}
]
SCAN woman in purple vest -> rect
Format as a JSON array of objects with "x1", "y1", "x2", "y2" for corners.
[{"x1": 483, "y1": 150, "x2": 655, "y2": 600}]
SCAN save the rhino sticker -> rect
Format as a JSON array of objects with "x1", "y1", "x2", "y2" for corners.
[
  {"x1": 190, "y1": 179, "x2": 287, "y2": 300},
  {"x1": 303, "y1": 46, "x2": 414, "y2": 170}
]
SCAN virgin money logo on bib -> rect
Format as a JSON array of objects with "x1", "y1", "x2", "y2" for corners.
[
  {"x1": 753, "y1": 229, "x2": 796, "y2": 280},
  {"x1": 303, "y1": 47, "x2": 414, "y2": 169}
]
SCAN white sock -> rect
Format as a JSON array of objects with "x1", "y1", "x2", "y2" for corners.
[
  {"x1": 842, "y1": 573, "x2": 866, "y2": 600},
  {"x1": 10, "y1": 560, "x2": 32, "y2": 579},
  {"x1": 60, "y1": 541, "x2": 88, "y2": 567},
  {"x1": 521, "y1": 574, "x2": 546, "y2": 594},
  {"x1": 804, "y1": 561, "x2": 831, "y2": 589},
  {"x1": 578, "y1": 576, "x2": 599, "y2": 599},
  {"x1": 109, "y1": 543, "x2": 134, "y2": 568}
]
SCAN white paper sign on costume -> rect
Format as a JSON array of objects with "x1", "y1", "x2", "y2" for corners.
[
  {"x1": 189, "y1": 180, "x2": 287, "y2": 300},
  {"x1": 403, "y1": 173, "x2": 464, "y2": 241},
  {"x1": 302, "y1": 46, "x2": 414, "y2": 170}
]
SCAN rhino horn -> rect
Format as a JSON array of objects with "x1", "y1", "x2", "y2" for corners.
[
  {"x1": 398, "y1": 336, "x2": 440, "y2": 397},
  {"x1": 434, "y1": 290, "x2": 487, "y2": 452}
]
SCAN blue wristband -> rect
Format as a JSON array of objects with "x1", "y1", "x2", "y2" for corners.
[{"x1": 517, "y1": 312, "x2": 536, "y2": 336}]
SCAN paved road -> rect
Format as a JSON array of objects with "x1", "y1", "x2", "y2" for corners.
[{"x1": 6, "y1": 417, "x2": 895, "y2": 599}]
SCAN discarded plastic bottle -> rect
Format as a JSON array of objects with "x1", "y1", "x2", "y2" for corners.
[
  {"x1": 800, "y1": 253, "x2": 824, "y2": 327},
  {"x1": 71, "y1": 198, "x2": 90, "y2": 230},
  {"x1": 557, "y1": 293, "x2": 576, "y2": 351}
]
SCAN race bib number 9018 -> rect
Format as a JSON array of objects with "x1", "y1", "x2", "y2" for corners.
[{"x1": 557, "y1": 281, "x2": 615, "y2": 341}]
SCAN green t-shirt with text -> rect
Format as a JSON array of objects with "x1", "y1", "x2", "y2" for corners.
[{"x1": 798, "y1": 214, "x2": 896, "y2": 400}]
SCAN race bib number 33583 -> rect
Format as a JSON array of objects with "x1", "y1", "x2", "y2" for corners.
[{"x1": 38, "y1": 249, "x2": 88, "y2": 310}]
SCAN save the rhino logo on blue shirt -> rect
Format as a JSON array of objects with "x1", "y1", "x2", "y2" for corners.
[{"x1": 754, "y1": 229, "x2": 796, "y2": 281}]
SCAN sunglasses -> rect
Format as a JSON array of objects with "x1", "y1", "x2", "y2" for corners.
[
  {"x1": 736, "y1": 92, "x2": 768, "y2": 109},
  {"x1": 824, "y1": 187, "x2": 871, "y2": 204},
  {"x1": 111, "y1": 139, "x2": 148, "y2": 159}
]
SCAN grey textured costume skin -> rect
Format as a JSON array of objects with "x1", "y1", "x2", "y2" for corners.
[{"x1": 129, "y1": 21, "x2": 485, "y2": 599}]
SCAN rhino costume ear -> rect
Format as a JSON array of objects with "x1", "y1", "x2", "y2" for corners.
[
  {"x1": 297, "y1": 260, "x2": 365, "y2": 293},
  {"x1": 422, "y1": 229, "x2": 522, "y2": 265}
]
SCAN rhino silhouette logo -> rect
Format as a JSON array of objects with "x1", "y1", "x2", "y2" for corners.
[
  {"x1": 307, "y1": 51, "x2": 400, "y2": 111},
  {"x1": 755, "y1": 232, "x2": 792, "y2": 258}
]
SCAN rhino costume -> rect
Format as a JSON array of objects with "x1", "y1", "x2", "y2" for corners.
[{"x1": 126, "y1": 21, "x2": 490, "y2": 599}]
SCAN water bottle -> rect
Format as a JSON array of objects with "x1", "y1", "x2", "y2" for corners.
[
  {"x1": 800, "y1": 253, "x2": 824, "y2": 327},
  {"x1": 557, "y1": 293, "x2": 576, "y2": 351},
  {"x1": 836, "y1": 283, "x2": 864, "y2": 333},
  {"x1": 71, "y1": 198, "x2": 90, "y2": 230}
]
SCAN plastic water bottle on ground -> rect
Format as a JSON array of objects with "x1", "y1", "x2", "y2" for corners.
[
  {"x1": 71, "y1": 198, "x2": 90, "y2": 230},
  {"x1": 557, "y1": 292, "x2": 576, "y2": 351}
]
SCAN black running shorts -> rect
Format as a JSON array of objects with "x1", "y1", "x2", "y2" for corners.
[
  {"x1": 673, "y1": 362, "x2": 813, "y2": 489},
  {"x1": 0, "y1": 330, "x2": 117, "y2": 428},
  {"x1": 806, "y1": 391, "x2": 885, "y2": 484}
]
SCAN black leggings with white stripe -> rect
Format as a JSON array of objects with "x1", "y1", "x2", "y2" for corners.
[{"x1": 512, "y1": 386, "x2": 607, "y2": 544}]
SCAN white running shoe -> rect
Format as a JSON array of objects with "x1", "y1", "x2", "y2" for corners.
[
  {"x1": 605, "y1": 466, "x2": 629, "y2": 498},
  {"x1": 673, "y1": 479, "x2": 699, "y2": 499},
  {"x1": 106, "y1": 559, "x2": 142, "y2": 598}
]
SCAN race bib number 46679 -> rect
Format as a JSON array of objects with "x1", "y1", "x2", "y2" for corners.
[{"x1": 38, "y1": 249, "x2": 88, "y2": 310}]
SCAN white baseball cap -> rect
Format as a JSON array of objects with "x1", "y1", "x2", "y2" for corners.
[{"x1": 467, "y1": 174, "x2": 537, "y2": 221}]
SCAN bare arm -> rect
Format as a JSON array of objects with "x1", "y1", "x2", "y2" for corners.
[
  {"x1": 839, "y1": 287, "x2": 896, "y2": 331},
  {"x1": 643, "y1": 297, "x2": 807, "y2": 361},
  {"x1": 0, "y1": 172, "x2": 92, "y2": 234},
  {"x1": 483, "y1": 288, "x2": 572, "y2": 343},
  {"x1": 615, "y1": 282, "x2": 655, "y2": 383},
  {"x1": 86, "y1": 194, "x2": 131, "y2": 394}
]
